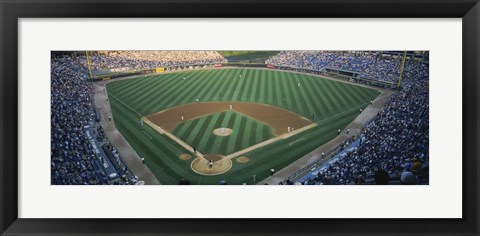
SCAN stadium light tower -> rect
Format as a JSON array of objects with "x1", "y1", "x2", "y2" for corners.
[
  {"x1": 397, "y1": 51, "x2": 407, "y2": 90},
  {"x1": 85, "y1": 51, "x2": 93, "y2": 81}
]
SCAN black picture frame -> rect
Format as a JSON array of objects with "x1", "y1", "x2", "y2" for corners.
[{"x1": 1, "y1": 0, "x2": 479, "y2": 235}]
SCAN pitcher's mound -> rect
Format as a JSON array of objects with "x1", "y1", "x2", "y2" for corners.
[
  {"x1": 179, "y1": 153, "x2": 192, "y2": 161},
  {"x1": 236, "y1": 156, "x2": 250, "y2": 163},
  {"x1": 213, "y1": 128, "x2": 233, "y2": 137},
  {"x1": 191, "y1": 154, "x2": 232, "y2": 176}
]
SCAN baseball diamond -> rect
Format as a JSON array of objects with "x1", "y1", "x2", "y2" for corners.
[{"x1": 106, "y1": 68, "x2": 379, "y2": 184}]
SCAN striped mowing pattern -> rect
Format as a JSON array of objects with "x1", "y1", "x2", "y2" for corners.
[
  {"x1": 107, "y1": 68, "x2": 378, "y2": 185},
  {"x1": 172, "y1": 111, "x2": 275, "y2": 155}
]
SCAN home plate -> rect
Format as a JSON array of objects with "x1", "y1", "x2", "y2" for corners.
[{"x1": 289, "y1": 138, "x2": 306, "y2": 146}]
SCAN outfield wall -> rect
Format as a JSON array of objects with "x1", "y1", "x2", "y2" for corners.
[
  {"x1": 90, "y1": 62, "x2": 398, "y2": 90},
  {"x1": 269, "y1": 65, "x2": 398, "y2": 90},
  {"x1": 89, "y1": 63, "x2": 218, "y2": 81}
]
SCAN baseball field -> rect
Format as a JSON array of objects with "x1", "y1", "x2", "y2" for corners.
[{"x1": 106, "y1": 68, "x2": 379, "y2": 184}]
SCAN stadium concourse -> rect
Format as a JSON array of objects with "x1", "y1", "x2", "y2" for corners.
[{"x1": 51, "y1": 51, "x2": 429, "y2": 185}]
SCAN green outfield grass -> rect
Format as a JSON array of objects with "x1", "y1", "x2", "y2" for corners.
[
  {"x1": 106, "y1": 68, "x2": 379, "y2": 185},
  {"x1": 172, "y1": 111, "x2": 274, "y2": 155}
]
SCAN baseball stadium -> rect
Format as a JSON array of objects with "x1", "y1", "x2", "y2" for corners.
[{"x1": 51, "y1": 51, "x2": 429, "y2": 185}]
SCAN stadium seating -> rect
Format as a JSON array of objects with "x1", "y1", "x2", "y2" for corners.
[
  {"x1": 77, "y1": 51, "x2": 227, "y2": 71},
  {"x1": 266, "y1": 51, "x2": 428, "y2": 83},
  {"x1": 51, "y1": 57, "x2": 137, "y2": 185}
]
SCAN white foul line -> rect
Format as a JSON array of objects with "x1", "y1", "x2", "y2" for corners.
[
  {"x1": 289, "y1": 138, "x2": 306, "y2": 146},
  {"x1": 109, "y1": 93, "x2": 144, "y2": 117},
  {"x1": 143, "y1": 131, "x2": 152, "y2": 139}
]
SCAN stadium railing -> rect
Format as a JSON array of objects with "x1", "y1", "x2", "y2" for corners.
[
  {"x1": 88, "y1": 63, "x2": 220, "y2": 81},
  {"x1": 283, "y1": 136, "x2": 358, "y2": 183}
]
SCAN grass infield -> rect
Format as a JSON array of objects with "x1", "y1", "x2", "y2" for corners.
[
  {"x1": 107, "y1": 68, "x2": 378, "y2": 185},
  {"x1": 172, "y1": 111, "x2": 275, "y2": 155}
]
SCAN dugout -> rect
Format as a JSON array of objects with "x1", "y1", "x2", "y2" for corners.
[{"x1": 101, "y1": 144, "x2": 127, "y2": 178}]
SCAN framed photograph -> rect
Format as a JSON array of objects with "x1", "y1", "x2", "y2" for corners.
[{"x1": 1, "y1": 0, "x2": 479, "y2": 235}]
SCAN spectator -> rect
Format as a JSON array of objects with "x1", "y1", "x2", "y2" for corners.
[
  {"x1": 374, "y1": 169, "x2": 390, "y2": 185},
  {"x1": 400, "y1": 171, "x2": 416, "y2": 185}
]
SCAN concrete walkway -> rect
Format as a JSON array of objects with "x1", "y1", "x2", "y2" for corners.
[{"x1": 93, "y1": 81, "x2": 161, "y2": 185}]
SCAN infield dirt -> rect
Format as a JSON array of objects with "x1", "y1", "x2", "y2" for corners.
[
  {"x1": 191, "y1": 154, "x2": 232, "y2": 175},
  {"x1": 145, "y1": 101, "x2": 313, "y2": 136}
]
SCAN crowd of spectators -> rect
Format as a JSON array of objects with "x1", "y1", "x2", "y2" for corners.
[
  {"x1": 291, "y1": 73, "x2": 429, "y2": 185},
  {"x1": 266, "y1": 51, "x2": 428, "y2": 83},
  {"x1": 77, "y1": 51, "x2": 227, "y2": 71},
  {"x1": 51, "y1": 56, "x2": 135, "y2": 185}
]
